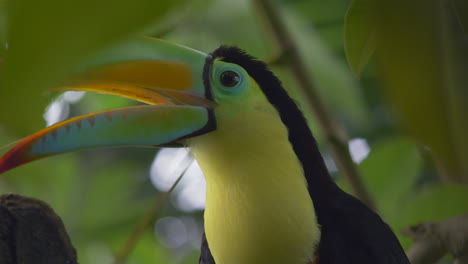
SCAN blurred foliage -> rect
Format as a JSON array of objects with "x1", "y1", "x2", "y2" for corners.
[
  {"x1": 344, "y1": 0, "x2": 377, "y2": 77},
  {"x1": 452, "y1": 0, "x2": 467, "y2": 35},
  {"x1": 0, "y1": 0, "x2": 186, "y2": 134},
  {"x1": 284, "y1": 7, "x2": 370, "y2": 132},
  {"x1": 0, "y1": 0, "x2": 467, "y2": 263},
  {"x1": 359, "y1": 137, "x2": 423, "y2": 217},
  {"x1": 346, "y1": 0, "x2": 468, "y2": 182}
]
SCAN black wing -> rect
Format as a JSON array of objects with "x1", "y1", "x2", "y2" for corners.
[
  {"x1": 316, "y1": 192, "x2": 410, "y2": 264},
  {"x1": 199, "y1": 232, "x2": 216, "y2": 264}
]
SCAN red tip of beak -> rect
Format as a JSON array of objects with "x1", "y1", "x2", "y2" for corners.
[
  {"x1": 0, "y1": 142, "x2": 36, "y2": 174},
  {"x1": 0, "y1": 151, "x2": 23, "y2": 174}
]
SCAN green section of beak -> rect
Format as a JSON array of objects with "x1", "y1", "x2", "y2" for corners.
[
  {"x1": 0, "y1": 106, "x2": 214, "y2": 174},
  {"x1": 0, "y1": 37, "x2": 217, "y2": 174}
]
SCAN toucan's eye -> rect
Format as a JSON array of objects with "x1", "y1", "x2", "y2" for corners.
[{"x1": 219, "y1": 70, "x2": 241, "y2": 88}]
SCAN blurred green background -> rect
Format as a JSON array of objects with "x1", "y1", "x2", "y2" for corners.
[{"x1": 0, "y1": 0, "x2": 467, "y2": 263}]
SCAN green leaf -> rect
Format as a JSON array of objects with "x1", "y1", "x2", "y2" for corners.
[
  {"x1": 375, "y1": 1, "x2": 468, "y2": 181},
  {"x1": 389, "y1": 183, "x2": 468, "y2": 248},
  {"x1": 1, "y1": 0, "x2": 185, "y2": 135},
  {"x1": 453, "y1": 0, "x2": 468, "y2": 35},
  {"x1": 359, "y1": 138, "x2": 423, "y2": 217},
  {"x1": 344, "y1": 0, "x2": 378, "y2": 78}
]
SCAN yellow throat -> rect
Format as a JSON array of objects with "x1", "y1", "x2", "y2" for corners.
[{"x1": 189, "y1": 96, "x2": 320, "y2": 264}]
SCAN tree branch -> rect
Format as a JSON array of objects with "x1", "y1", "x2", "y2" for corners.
[
  {"x1": 403, "y1": 214, "x2": 468, "y2": 264},
  {"x1": 0, "y1": 194, "x2": 77, "y2": 264},
  {"x1": 252, "y1": 0, "x2": 376, "y2": 210}
]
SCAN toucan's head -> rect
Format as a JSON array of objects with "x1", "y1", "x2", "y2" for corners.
[{"x1": 0, "y1": 37, "x2": 284, "y2": 173}]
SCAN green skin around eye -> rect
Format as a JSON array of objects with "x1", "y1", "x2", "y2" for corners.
[
  {"x1": 212, "y1": 61, "x2": 249, "y2": 100},
  {"x1": 210, "y1": 61, "x2": 276, "y2": 124}
]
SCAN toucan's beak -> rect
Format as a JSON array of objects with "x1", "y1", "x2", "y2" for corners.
[{"x1": 0, "y1": 37, "x2": 216, "y2": 174}]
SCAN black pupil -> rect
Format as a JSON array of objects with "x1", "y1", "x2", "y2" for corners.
[{"x1": 220, "y1": 70, "x2": 240, "y2": 87}]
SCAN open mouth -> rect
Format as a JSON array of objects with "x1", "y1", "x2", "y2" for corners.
[{"x1": 0, "y1": 37, "x2": 217, "y2": 174}]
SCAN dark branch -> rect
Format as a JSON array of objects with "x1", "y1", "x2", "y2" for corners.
[
  {"x1": 0, "y1": 193, "x2": 77, "y2": 264},
  {"x1": 403, "y1": 214, "x2": 468, "y2": 264}
]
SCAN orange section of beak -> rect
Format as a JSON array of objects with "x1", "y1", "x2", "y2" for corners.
[
  {"x1": 77, "y1": 60, "x2": 193, "y2": 91},
  {"x1": 56, "y1": 60, "x2": 216, "y2": 108}
]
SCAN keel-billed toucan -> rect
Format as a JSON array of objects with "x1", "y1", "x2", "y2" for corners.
[{"x1": 0, "y1": 37, "x2": 409, "y2": 264}]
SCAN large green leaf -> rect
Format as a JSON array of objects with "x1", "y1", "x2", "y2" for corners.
[
  {"x1": 0, "y1": 0, "x2": 185, "y2": 135},
  {"x1": 359, "y1": 138, "x2": 423, "y2": 217},
  {"x1": 375, "y1": 0, "x2": 468, "y2": 181},
  {"x1": 344, "y1": 0, "x2": 378, "y2": 78}
]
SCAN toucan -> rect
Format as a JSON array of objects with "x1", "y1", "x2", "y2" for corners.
[{"x1": 0, "y1": 37, "x2": 409, "y2": 264}]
